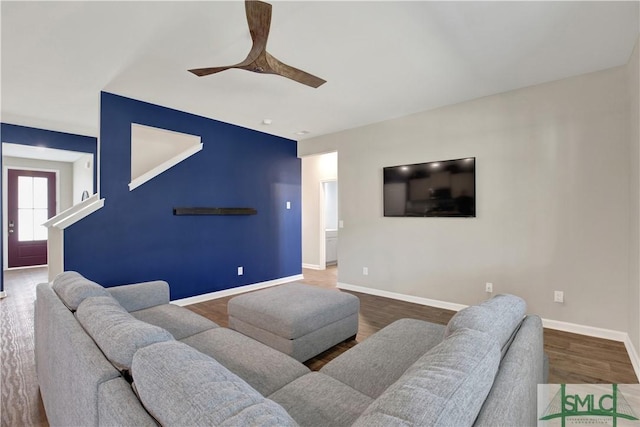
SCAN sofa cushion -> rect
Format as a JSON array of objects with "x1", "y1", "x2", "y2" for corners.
[
  {"x1": 320, "y1": 318, "x2": 445, "y2": 399},
  {"x1": 52, "y1": 271, "x2": 109, "y2": 311},
  {"x1": 269, "y1": 372, "x2": 373, "y2": 427},
  {"x1": 131, "y1": 304, "x2": 218, "y2": 340},
  {"x1": 444, "y1": 293, "x2": 526, "y2": 353},
  {"x1": 352, "y1": 328, "x2": 500, "y2": 427},
  {"x1": 76, "y1": 296, "x2": 174, "y2": 371},
  {"x1": 108, "y1": 280, "x2": 170, "y2": 312},
  {"x1": 474, "y1": 315, "x2": 545, "y2": 427},
  {"x1": 181, "y1": 328, "x2": 309, "y2": 396},
  {"x1": 131, "y1": 341, "x2": 298, "y2": 427},
  {"x1": 98, "y1": 378, "x2": 158, "y2": 427}
]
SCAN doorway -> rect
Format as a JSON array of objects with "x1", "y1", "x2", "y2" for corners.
[
  {"x1": 322, "y1": 180, "x2": 338, "y2": 267},
  {"x1": 6, "y1": 169, "x2": 56, "y2": 268},
  {"x1": 301, "y1": 152, "x2": 338, "y2": 271}
]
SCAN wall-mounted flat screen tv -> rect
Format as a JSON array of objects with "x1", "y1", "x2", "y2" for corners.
[{"x1": 383, "y1": 157, "x2": 475, "y2": 217}]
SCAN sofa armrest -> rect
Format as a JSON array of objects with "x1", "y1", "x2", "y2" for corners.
[
  {"x1": 35, "y1": 284, "x2": 121, "y2": 426},
  {"x1": 108, "y1": 280, "x2": 170, "y2": 312}
]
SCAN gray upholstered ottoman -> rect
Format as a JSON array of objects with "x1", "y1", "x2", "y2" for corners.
[{"x1": 228, "y1": 283, "x2": 359, "y2": 362}]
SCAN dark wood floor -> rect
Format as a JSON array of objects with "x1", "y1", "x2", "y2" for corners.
[
  {"x1": 2, "y1": 265, "x2": 638, "y2": 427},
  {"x1": 188, "y1": 266, "x2": 639, "y2": 383}
]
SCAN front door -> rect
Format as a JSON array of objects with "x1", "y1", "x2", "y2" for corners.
[{"x1": 7, "y1": 169, "x2": 56, "y2": 268}]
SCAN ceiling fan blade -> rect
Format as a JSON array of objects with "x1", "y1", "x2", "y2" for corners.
[
  {"x1": 189, "y1": 1, "x2": 327, "y2": 88},
  {"x1": 244, "y1": 1, "x2": 271, "y2": 63},
  {"x1": 266, "y1": 53, "x2": 326, "y2": 88},
  {"x1": 188, "y1": 65, "x2": 234, "y2": 77}
]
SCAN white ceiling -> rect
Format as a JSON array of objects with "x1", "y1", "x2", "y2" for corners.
[{"x1": 1, "y1": 1, "x2": 638, "y2": 142}]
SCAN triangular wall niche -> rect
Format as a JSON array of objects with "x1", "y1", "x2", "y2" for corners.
[{"x1": 129, "y1": 123, "x2": 203, "y2": 191}]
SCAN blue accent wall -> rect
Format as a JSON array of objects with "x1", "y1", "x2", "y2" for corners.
[
  {"x1": 0, "y1": 123, "x2": 97, "y2": 293},
  {"x1": 64, "y1": 92, "x2": 301, "y2": 300},
  {"x1": 1, "y1": 123, "x2": 98, "y2": 156}
]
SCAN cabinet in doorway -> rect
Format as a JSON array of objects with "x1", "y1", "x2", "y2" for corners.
[{"x1": 326, "y1": 229, "x2": 338, "y2": 265}]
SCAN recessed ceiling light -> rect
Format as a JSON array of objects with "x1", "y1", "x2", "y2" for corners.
[
  {"x1": 295, "y1": 130, "x2": 310, "y2": 135},
  {"x1": 262, "y1": 119, "x2": 273, "y2": 125}
]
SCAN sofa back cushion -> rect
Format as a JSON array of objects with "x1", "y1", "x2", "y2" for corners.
[
  {"x1": 444, "y1": 294, "x2": 526, "y2": 354},
  {"x1": 52, "y1": 271, "x2": 109, "y2": 311},
  {"x1": 76, "y1": 296, "x2": 174, "y2": 371},
  {"x1": 474, "y1": 315, "x2": 545, "y2": 427},
  {"x1": 353, "y1": 328, "x2": 500, "y2": 427},
  {"x1": 132, "y1": 341, "x2": 298, "y2": 426}
]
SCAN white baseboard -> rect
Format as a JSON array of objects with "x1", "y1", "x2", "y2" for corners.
[
  {"x1": 625, "y1": 335, "x2": 640, "y2": 383},
  {"x1": 338, "y1": 281, "x2": 640, "y2": 382},
  {"x1": 541, "y1": 318, "x2": 640, "y2": 382},
  {"x1": 337, "y1": 282, "x2": 468, "y2": 312},
  {"x1": 0, "y1": 291, "x2": 6, "y2": 299},
  {"x1": 171, "y1": 274, "x2": 304, "y2": 306},
  {"x1": 302, "y1": 263, "x2": 323, "y2": 270},
  {"x1": 540, "y1": 318, "x2": 628, "y2": 342}
]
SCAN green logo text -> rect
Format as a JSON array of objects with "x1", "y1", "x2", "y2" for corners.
[{"x1": 540, "y1": 384, "x2": 639, "y2": 427}]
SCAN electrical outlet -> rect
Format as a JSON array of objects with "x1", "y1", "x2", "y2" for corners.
[
  {"x1": 237, "y1": 266, "x2": 243, "y2": 276},
  {"x1": 485, "y1": 282, "x2": 493, "y2": 293},
  {"x1": 554, "y1": 291, "x2": 564, "y2": 303},
  {"x1": 363, "y1": 267, "x2": 369, "y2": 276},
  {"x1": 286, "y1": 201, "x2": 291, "y2": 210}
]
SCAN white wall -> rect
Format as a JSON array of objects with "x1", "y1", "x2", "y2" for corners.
[
  {"x1": 628, "y1": 36, "x2": 640, "y2": 353},
  {"x1": 300, "y1": 65, "x2": 632, "y2": 333},
  {"x1": 2, "y1": 156, "x2": 73, "y2": 212},
  {"x1": 301, "y1": 152, "x2": 337, "y2": 269},
  {"x1": 72, "y1": 154, "x2": 94, "y2": 205}
]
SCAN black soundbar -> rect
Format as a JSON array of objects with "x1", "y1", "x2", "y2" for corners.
[{"x1": 173, "y1": 207, "x2": 257, "y2": 216}]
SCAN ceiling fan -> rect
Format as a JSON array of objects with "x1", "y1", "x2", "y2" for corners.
[{"x1": 189, "y1": 0, "x2": 326, "y2": 88}]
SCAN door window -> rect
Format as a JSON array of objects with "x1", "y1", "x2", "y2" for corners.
[{"x1": 17, "y1": 176, "x2": 49, "y2": 242}]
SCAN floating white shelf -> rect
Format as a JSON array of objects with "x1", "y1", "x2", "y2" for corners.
[{"x1": 43, "y1": 193, "x2": 105, "y2": 230}]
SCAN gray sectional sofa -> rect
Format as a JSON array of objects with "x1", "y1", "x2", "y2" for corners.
[{"x1": 35, "y1": 271, "x2": 545, "y2": 426}]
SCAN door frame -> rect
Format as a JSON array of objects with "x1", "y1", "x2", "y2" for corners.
[
  {"x1": 2, "y1": 165, "x2": 60, "y2": 270},
  {"x1": 319, "y1": 178, "x2": 338, "y2": 269}
]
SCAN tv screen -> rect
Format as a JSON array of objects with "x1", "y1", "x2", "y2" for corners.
[{"x1": 383, "y1": 157, "x2": 475, "y2": 217}]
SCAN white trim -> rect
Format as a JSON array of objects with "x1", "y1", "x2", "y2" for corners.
[
  {"x1": 302, "y1": 263, "x2": 323, "y2": 270},
  {"x1": 542, "y1": 318, "x2": 640, "y2": 382},
  {"x1": 624, "y1": 336, "x2": 640, "y2": 383},
  {"x1": 5, "y1": 264, "x2": 48, "y2": 271},
  {"x1": 337, "y1": 280, "x2": 640, "y2": 382},
  {"x1": 43, "y1": 194, "x2": 105, "y2": 229},
  {"x1": 540, "y1": 318, "x2": 629, "y2": 342},
  {"x1": 129, "y1": 142, "x2": 203, "y2": 191},
  {"x1": 171, "y1": 274, "x2": 304, "y2": 306},
  {"x1": 337, "y1": 281, "x2": 468, "y2": 312},
  {"x1": 0, "y1": 291, "x2": 6, "y2": 299}
]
